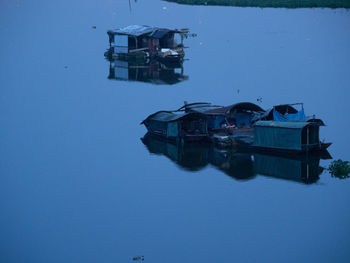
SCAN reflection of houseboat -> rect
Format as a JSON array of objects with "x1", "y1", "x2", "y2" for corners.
[
  {"x1": 141, "y1": 133, "x2": 209, "y2": 171},
  {"x1": 141, "y1": 111, "x2": 209, "y2": 142},
  {"x1": 141, "y1": 133, "x2": 327, "y2": 184},
  {"x1": 253, "y1": 153, "x2": 324, "y2": 184},
  {"x1": 106, "y1": 25, "x2": 188, "y2": 61},
  {"x1": 108, "y1": 59, "x2": 188, "y2": 85}
]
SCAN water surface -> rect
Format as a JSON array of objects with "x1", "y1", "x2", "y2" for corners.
[{"x1": 1, "y1": 1, "x2": 350, "y2": 262}]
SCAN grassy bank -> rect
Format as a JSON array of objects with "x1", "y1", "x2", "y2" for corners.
[{"x1": 165, "y1": 0, "x2": 350, "y2": 8}]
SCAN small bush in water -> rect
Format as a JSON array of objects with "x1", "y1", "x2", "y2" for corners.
[{"x1": 328, "y1": 159, "x2": 350, "y2": 179}]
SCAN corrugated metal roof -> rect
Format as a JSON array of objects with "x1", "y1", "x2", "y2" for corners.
[
  {"x1": 143, "y1": 111, "x2": 206, "y2": 123},
  {"x1": 204, "y1": 105, "x2": 231, "y2": 115},
  {"x1": 148, "y1": 111, "x2": 182, "y2": 122},
  {"x1": 254, "y1": 121, "x2": 311, "y2": 129},
  {"x1": 108, "y1": 25, "x2": 187, "y2": 37},
  {"x1": 109, "y1": 25, "x2": 157, "y2": 36},
  {"x1": 204, "y1": 102, "x2": 265, "y2": 115},
  {"x1": 150, "y1": 29, "x2": 170, "y2": 38},
  {"x1": 186, "y1": 104, "x2": 222, "y2": 113}
]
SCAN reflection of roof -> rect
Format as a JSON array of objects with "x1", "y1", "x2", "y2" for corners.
[
  {"x1": 108, "y1": 25, "x2": 186, "y2": 37},
  {"x1": 205, "y1": 102, "x2": 265, "y2": 115},
  {"x1": 254, "y1": 121, "x2": 312, "y2": 129},
  {"x1": 143, "y1": 111, "x2": 206, "y2": 123}
]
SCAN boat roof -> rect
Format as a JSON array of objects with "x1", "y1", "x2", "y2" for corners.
[
  {"x1": 142, "y1": 111, "x2": 206, "y2": 123},
  {"x1": 204, "y1": 102, "x2": 265, "y2": 115},
  {"x1": 177, "y1": 102, "x2": 223, "y2": 113},
  {"x1": 108, "y1": 25, "x2": 187, "y2": 37}
]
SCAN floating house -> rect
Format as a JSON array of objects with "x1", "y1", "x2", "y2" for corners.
[
  {"x1": 106, "y1": 25, "x2": 188, "y2": 61},
  {"x1": 252, "y1": 121, "x2": 331, "y2": 152},
  {"x1": 141, "y1": 111, "x2": 209, "y2": 142},
  {"x1": 142, "y1": 102, "x2": 331, "y2": 152}
]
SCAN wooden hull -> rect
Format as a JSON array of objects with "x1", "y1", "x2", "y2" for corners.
[{"x1": 246, "y1": 142, "x2": 332, "y2": 155}]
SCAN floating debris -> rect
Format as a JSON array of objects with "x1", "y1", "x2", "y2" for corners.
[
  {"x1": 328, "y1": 159, "x2": 350, "y2": 179},
  {"x1": 132, "y1": 256, "x2": 144, "y2": 261}
]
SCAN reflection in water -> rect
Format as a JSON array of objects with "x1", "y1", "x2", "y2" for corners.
[
  {"x1": 253, "y1": 153, "x2": 324, "y2": 184},
  {"x1": 164, "y1": 0, "x2": 350, "y2": 8},
  {"x1": 142, "y1": 133, "x2": 328, "y2": 184},
  {"x1": 108, "y1": 59, "x2": 188, "y2": 85}
]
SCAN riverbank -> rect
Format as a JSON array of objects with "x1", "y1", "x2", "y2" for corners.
[{"x1": 165, "y1": 0, "x2": 350, "y2": 8}]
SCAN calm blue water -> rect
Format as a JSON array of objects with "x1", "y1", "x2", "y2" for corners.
[{"x1": 1, "y1": 1, "x2": 350, "y2": 262}]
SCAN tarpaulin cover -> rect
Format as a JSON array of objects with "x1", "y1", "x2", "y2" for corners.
[
  {"x1": 207, "y1": 115, "x2": 225, "y2": 129},
  {"x1": 273, "y1": 109, "x2": 306, "y2": 122}
]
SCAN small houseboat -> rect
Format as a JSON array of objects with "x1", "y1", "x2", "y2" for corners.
[
  {"x1": 252, "y1": 121, "x2": 331, "y2": 153},
  {"x1": 141, "y1": 111, "x2": 209, "y2": 142},
  {"x1": 106, "y1": 25, "x2": 188, "y2": 61}
]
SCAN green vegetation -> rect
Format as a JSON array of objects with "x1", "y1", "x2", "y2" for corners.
[
  {"x1": 328, "y1": 159, "x2": 350, "y2": 179},
  {"x1": 165, "y1": 0, "x2": 350, "y2": 8}
]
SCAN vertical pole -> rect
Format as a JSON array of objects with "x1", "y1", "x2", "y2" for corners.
[{"x1": 307, "y1": 126, "x2": 309, "y2": 152}]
